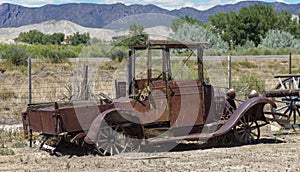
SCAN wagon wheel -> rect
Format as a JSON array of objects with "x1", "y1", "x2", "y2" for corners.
[
  {"x1": 273, "y1": 76, "x2": 300, "y2": 128},
  {"x1": 234, "y1": 115, "x2": 260, "y2": 144},
  {"x1": 96, "y1": 122, "x2": 138, "y2": 156}
]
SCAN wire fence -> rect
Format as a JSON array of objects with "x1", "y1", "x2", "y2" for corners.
[{"x1": 1, "y1": 55, "x2": 300, "y2": 125}]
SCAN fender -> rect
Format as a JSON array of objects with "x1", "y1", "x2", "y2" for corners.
[
  {"x1": 84, "y1": 108, "x2": 144, "y2": 144},
  {"x1": 213, "y1": 97, "x2": 276, "y2": 137}
]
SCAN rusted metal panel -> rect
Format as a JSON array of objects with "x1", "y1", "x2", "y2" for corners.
[
  {"x1": 212, "y1": 97, "x2": 276, "y2": 137},
  {"x1": 27, "y1": 110, "x2": 43, "y2": 133},
  {"x1": 58, "y1": 108, "x2": 83, "y2": 132},
  {"x1": 27, "y1": 110, "x2": 57, "y2": 135},
  {"x1": 169, "y1": 80, "x2": 204, "y2": 127}
]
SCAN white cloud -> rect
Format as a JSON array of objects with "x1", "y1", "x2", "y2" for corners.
[
  {"x1": 183, "y1": 1, "x2": 196, "y2": 8},
  {"x1": 195, "y1": 0, "x2": 251, "y2": 10},
  {"x1": 102, "y1": 0, "x2": 188, "y2": 9},
  {"x1": 1, "y1": 0, "x2": 75, "y2": 6},
  {"x1": 2, "y1": 0, "x2": 294, "y2": 10}
]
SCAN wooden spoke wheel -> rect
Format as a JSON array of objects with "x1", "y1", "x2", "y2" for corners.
[
  {"x1": 273, "y1": 76, "x2": 300, "y2": 128},
  {"x1": 96, "y1": 122, "x2": 138, "y2": 156},
  {"x1": 234, "y1": 115, "x2": 260, "y2": 144}
]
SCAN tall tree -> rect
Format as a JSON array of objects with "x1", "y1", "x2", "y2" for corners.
[
  {"x1": 68, "y1": 32, "x2": 90, "y2": 46},
  {"x1": 117, "y1": 23, "x2": 149, "y2": 47},
  {"x1": 171, "y1": 16, "x2": 203, "y2": 32},
  {"x1": 209, "y1": 4, "x2": 280, "y2": 48}
]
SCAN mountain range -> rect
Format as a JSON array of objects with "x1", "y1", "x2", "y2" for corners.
[
  {"x1": 0, "y1": 20, "x2": 172, "y2": 43},
  {"x1": 0, "y1": 1, "x2": 299, "y2": 29}
]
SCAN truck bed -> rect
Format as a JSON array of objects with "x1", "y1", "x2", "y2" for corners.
[{"x1": 23, "y1": 101, "x2": 106, "y2": 135}]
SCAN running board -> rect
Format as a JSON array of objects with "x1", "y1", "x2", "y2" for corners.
[{"x1": 146, "y1": 132, "x2": 213, "y2": 144}]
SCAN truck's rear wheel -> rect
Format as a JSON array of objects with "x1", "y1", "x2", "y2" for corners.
[{"x1": 96, "y1": 121, "x2": 141, "y2": 156}]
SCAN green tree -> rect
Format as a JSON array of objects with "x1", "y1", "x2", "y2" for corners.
[
  {"x1": 210, "y1": 12, "x2": 244, "y2": 49},
  {"x1": 15, "y1": 30, "x2": 44, "y2": 44},
  {"x1": 276, "y1": 11, "x2": 293, "y2": 31},
  {"x1": 15, "y1": 30, "x2": 65, "y2": 45},
  {"x1": 209, "y1": 4, "x2": 279, "y2": 48},
  {"x1": 68, "y1": 32, "x2": 91, "y2": 46},
  {"x1": 49, "y1": 33, "x2": 65, "y2": 45},
  {"x1": 129, "y1": 23, "x2": 144, "y2": 36},
  {"x1": 171, "y1": 16, "x2": 203, "y2": 32},
  {"x1": 116, "y1": 24, "x2": 149, "y2": 47}
]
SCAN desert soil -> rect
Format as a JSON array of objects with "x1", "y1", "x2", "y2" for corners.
[{"x1": 0, "y1": 126, "x2": 299, "y2": 172}]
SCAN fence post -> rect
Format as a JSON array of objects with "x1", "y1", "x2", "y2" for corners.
[
  {"x1": 83, "y1": 65, "x2": 89, "y2": 100},
  {"x1": 289, "y1": 53, "x2": 292, "y2": 74},
  {"x1": 228, "y1": 55, "x2": 231, "y2": 89},
  {"x1": 28, "y1": 56, "x2": 32, "y2": 104}
]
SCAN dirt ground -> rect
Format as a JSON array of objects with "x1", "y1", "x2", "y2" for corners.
[{"x1": 0, "y1": 125, "x2": 299, "y2": 172}]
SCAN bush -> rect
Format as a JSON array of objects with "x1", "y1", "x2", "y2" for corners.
[
  {"x1": 235, "y1": 40, "x2": 256, "y2": 52},
  {"x1": 260, "y1": 30, "x2": 294, "y2": 49},
  {"x1": 0, "y1": 45, "x2": 28, "y2": 66},
  {"x1": 42, "y1": 49, "x2": 67, "y2": 63},
  {"x1": 232, "y1": 74, "x2": 265, "y2": 99},
  {"x1": 238, "y1": 59, "x2": 257, "y2": 68},
  {"x1": 41, "y1": 46, "x2": 78, "y2": 63},
  {"x1": 169, "y1": 23, "x2": 229, "y2": 53},
  {"x1": 11, "y1": 140, "x2": 27, "y2": 148},
  {"x1": 0, "y1": 148, "x2": 15, "y2": 156},
  {"x1": 111, "y1": 49, "x2": 127, "y2": 62}
]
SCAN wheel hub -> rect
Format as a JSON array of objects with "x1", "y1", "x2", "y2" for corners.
[
  {"x1": 244, "y1": 125, "x2": 251, "y2": 133},
  {"x1": 107, "y1": 135, "x2": 116, "y2": 143}
]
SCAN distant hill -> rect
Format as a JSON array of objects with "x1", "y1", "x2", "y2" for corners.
[
  {"x1": 0, "y1": 1, "x2": 299, "y2": 28},
  {"x1": 0, "y1": 20, "x2": 172, "y2": 43}
]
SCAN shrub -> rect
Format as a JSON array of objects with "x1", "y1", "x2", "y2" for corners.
[
  {"x1": 0, "y1": 45, "x2": 28, "y2": 66},
  {"x1": 238, "y1": 59, "x2": 257, "y2": 68},
  {"x1": 260, "y1": 30, "x2": 294, "y2": 49},
  {"x1": 169, "y1": 23, "x2": 229, "y2": 53},
  {"x1": 11, "y1": 140, "x2": 27, "y2": 148},
  {"x1": 111, "y1": 49, "x2": 127, "y2": 62},
  {"x1": 41, "y1": 49, "x2": 74, "y2": 63},
  {"x1": 232, "y1": 74, "x2": 265, "y2": 99},
  {"x1": 0, "y1": 148, "x2": 15, "y2": 156},
  {"x1": 235, "y1": 40, "x2": 256, "y2": 52}
]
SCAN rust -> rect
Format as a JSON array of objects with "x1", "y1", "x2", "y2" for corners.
[{"x1": 22, "y1": 40, "x2": 277, "y2": 155}]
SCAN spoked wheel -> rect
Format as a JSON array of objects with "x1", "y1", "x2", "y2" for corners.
[
  {"x1": 234, "y1": 115, "x2": 260, "y2": 144},
  {"x1": 96, "y1": 122, "x2": 139, "y2": 156},
  {"x1": 273, "y1": 76, "x2": 300, "y2": 128}
]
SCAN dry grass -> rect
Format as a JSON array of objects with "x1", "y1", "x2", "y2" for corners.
[{"x1": 0, "y1": 55, "x2": 300, "y2": 125}]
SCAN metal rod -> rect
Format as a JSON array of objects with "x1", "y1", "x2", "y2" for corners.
[
  {"x1": 28, "y1": 56, "x2": 32, "y2": 104},
  {"x1": 84, "y1": 65, "x2": 89, "y2": 100},
  {"x1": 126, "y1": 50, "x2": 132, "y2": 96},
  {"x1": 197, "y1": 46, "x2": 204, "y2": 82},
  {"x1": 29, "y1": 129, "x2": 33, "y2": 147},
  {"x1": 289, "y1": 52, "x2": 292, "y2": 74},
  {"x1": 162, "y1": 46, "x2": 167, "y2": 81},
  {"x1": 228, "y1": 56, "x2": 231, "y2": 89},
  {"x1": 147, "y1": 45, "x2": 152, "y2": 85}
]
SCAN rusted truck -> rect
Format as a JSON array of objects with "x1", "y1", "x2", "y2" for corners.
[{"x1": 22, "y1": 40, "x2": 277, "y2": 156}]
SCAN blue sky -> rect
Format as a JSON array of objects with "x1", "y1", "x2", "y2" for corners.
[{"x1": 0, "y1": 0, "x2": 299, "y2": 10}]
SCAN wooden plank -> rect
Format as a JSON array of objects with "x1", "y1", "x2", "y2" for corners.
[{"x1": 263, "y1": 89, "x2": 300, "y2": 97}]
